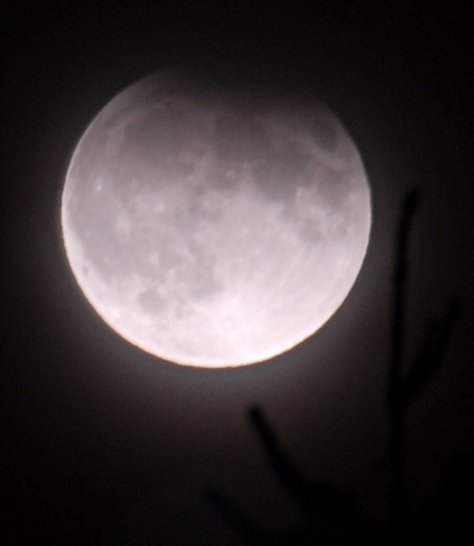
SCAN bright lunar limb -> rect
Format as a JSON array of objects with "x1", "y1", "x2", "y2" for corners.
[{"x1": 61, "y1": 69, "x2": 371, "y2": 368}]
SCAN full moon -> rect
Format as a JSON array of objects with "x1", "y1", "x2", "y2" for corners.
[{"x1": 61, "y1": 69, "x2": 371, "y2": 368}]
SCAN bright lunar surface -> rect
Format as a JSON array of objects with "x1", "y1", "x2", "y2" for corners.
[{"x1": 61, "y1": 70, "x2": 371, "y2": 368}]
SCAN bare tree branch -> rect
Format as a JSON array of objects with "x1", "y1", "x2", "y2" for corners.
[
  {"x1": 403, "y1": 298, "x2": 462, "y2": 405},
  {"x1": 388, "y1": 188, "x2": 421, "y2": 534},
  {"x1": 249, "y1": 406, "x2": 314, "y2": 511}
]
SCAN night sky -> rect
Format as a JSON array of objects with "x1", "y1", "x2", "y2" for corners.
[{"x1": 2, "y1": 2, "x2": 473, "y2": 545}]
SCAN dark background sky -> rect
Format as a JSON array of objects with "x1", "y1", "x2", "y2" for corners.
[{"x1": 2, "y1": 2, "x2": 473, "y2": 545}]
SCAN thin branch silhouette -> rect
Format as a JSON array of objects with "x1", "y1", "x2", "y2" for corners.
[
  {"x1": 248, "y1": 406, "x2": 314, "y2": 511},
  {"x1": 388, "y1": 188, "x2": 422, "y2": 533},
  {"x1": 388, "y1": 189, "x2": 462, "y2": 541},
  {"x1": 402, "y1": 299, "x2": 462, "y2": 405}
]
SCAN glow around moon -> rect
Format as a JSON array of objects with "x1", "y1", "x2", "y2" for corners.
[{"x1": 61, "y1": 70, "x2": 371, "y2": 368}]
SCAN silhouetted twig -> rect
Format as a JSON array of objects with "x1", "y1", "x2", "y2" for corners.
[
  {"x1": 249, "y1": 406, "x2": 314, "y2": 511},
  {"x1": 389, "y1": 188, "x2": 421, "y2": 532},
  {"x1": 388, "y1": 189, "x2": 462, "y2": 542},
  {"x1": 402, "y1": 298, "x2": 462, "y2": 405},
  {"x1": 249, "y1": 406, "x2": 359, "y2": 544}
]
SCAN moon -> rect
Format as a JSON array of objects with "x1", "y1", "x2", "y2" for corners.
[{"x1": 61, "y1": 70, "x2": 371, "y2": 368}]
